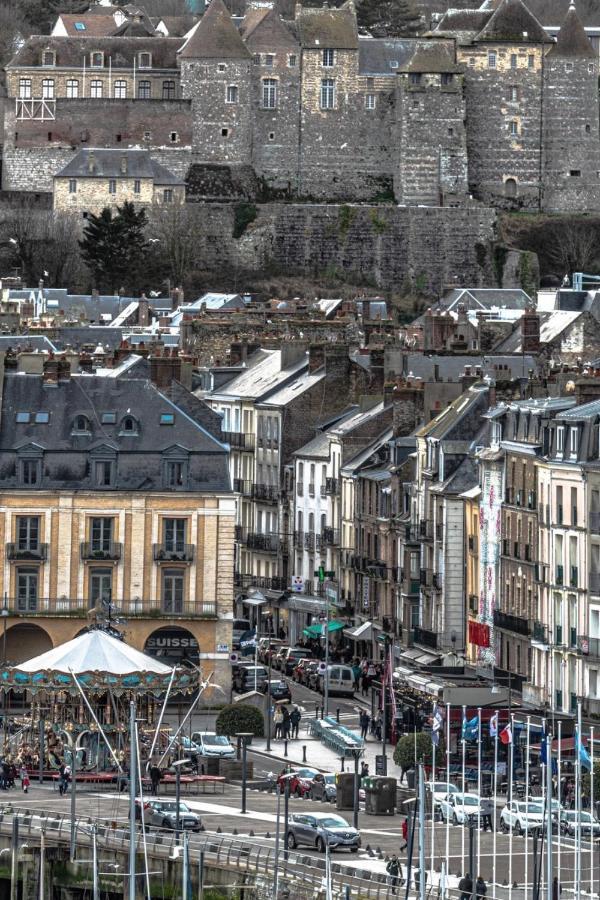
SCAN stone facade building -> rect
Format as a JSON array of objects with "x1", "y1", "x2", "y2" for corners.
[{"x1": 4, "y1": 0, "x2": 600, "y2": 213}]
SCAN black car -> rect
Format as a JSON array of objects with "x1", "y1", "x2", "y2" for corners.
[
  {"x1": 233, "y1": 665, "x2": 269, "y2": 692},
  {"x1": 261, "y1": 679, "x2": 291, "y2": 701}
]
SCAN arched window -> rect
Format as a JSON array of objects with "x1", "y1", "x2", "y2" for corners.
[
  {"x1": 504, "y1": 177, "x2": 518, "y2": 198},
  {"x1": 73, "y1": 415, "x2": 90, "y2": 432},
  {"x1": 120, "y1": 415, "x2": 138, "y2": 434}
]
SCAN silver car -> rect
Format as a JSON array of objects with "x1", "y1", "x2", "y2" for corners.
[
  {"x1": 286, "y1": 812, "x2": 360, "y2": 852},
  {"x1": 144, "y1": 799, "x2": 203, "y2": 832}
]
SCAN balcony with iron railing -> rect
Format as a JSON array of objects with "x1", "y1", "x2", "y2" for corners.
[
  {"x1": 6, "y1": 542, "x2": 48, "y2": 561},
  {"x1": 591, "y1": 512, "x2": 600, "y2": 535},
  {"x1": 322, "y1": 527, "x2": 340, "y2": 547},
  {"x1": 222, "y1": 431, "x2": 255, "y2": 451},
  {"x1": 413, "y1": 625, "x2": 438, "y2": 650},
  {"x1": 247, "y1": 533, "x2": 280, "y2": 553},
  {"x1": 293, "y1": 530, "x2": 304, "y2": 548},
  {"x1": 257, "y1": 435, "x2": 280, "y2": 450},
  {"x1": 532, "y1": 621, "x2": 549, "y2": 644},
  {"x1": 325, "y1": 477, "x2": 339, "y2": 495},
  {"x1": 308, "y1": 483, "x2": 316, "y2": 498},
  {"x1": 153, "y1": 543, "x2": 195, "y2": 563},
  {"x1": 80, "y1": 542, "x2": 122, "y2": 561},
  {"x1": 493, "y1": 608, "x2": 530, "y2": 636},
  {"x1": 580, "y1": 635, "x2": 600, "y2": 659},
  {"x1": 233, "y1": 478, "x2": 253, "y2": 497},
  {"x1": 4, "y1": 597, "x2": 218, "y2": 618},
  {"x1": 252, "y1": 483, "x2": 279, "y2": 503},
  {"x1": 304, "y1": 531, "x2": 315, "y2": 552},
  {"x1": 432, "y1": 572, "x2": 443, "y2": 590},
  {"x1": 234, "y1": 574, "x2": 288, "y2": 591}
]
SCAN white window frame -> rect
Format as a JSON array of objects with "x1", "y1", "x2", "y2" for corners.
[
  {"x1": 114, "y1": 80, "x2": 127, "y2": 99},
  {"x1": 90, "y1": 51, "x2": 104, "y2": 68},
  {"x1": 365, "y1": 93, "x2": 376, "y2": 110},
  {"x1": 320, "y1": 78, "x2": 335, "y2": 110},
  {"x1": 138, "y1": 52, "x2": 152, "y2": 69},
  {"x1": 322, "y1": 48, "x2": 335, "y2": 67},
  {"x1": 66, "y1": 79, "x2": 79, "y2": 98},
  {"x1": 569, "y1": 427, "x2": 579, "y2": 457},
  {"x1": 488, "y1": 52, "x2": 497, "y2": 68},
  {"x1": 226, "y1": 84, "x2": 238, "y2": 104},
  {"x1": 557, "y1": 426, "x2": 565, "y2": 455},
  {"x1": 509, "y1": 120, "x2": 519, "y2": 137},
  {"x1": 262, "y1": 78, "x2": 277, "y2": 109},
  {"x1": 19, "y1": 79, "x2": 32, "y2": 100},
  {"x1": 41, "y1": 79, "x2": 55, "y2": 100},
  {"x1": 90, "y1": 80, "x2": 103, "y2": 99}
]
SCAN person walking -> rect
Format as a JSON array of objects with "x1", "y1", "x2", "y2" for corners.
[
  {"x1": 58, "y1": 762, "x2": 66, "y2": 796},
  {"x1": 386, "y1": 855, "x2": 402, "y2": 894},
  {"x1": 273, "y1": 705, "x2": 284, "y2": 740},
  {"x1": 149, "y1": 763, "x2": 161, "y2": 796},
  {"x1": 476, "y1": 875, "x2": 487, "y2": 900},
  {"x1": 481, "y1": 797, "x2": 494, "y2": 832},
  {"x1": 552, "y1": 876, "x2": 562, "y2": 900},
  {"x1": 282, "y1": 706, "x2": 291, "y2": 740},
  {"x1": 458, "y1": 873, "x2": 473, "y2": 900},
  {"x1": 359, "y1": 709, "x2": 370, "y2": 740},
  {"x1": 401, "y1": 816, "x2": 408, "y2": 851},
  {"x1": 21, "y1": 768, "x2": 30, "y2": 794},
  {"x1": 290, "y1": 706, "x2": 301, "y2": 739}
]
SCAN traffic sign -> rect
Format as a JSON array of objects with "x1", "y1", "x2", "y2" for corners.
[
  {"x1": 229, "y1": 652, "x2": 239, "y2": 664},
  {"x1": 318, "y1": 661, "x2": 327, "y2": 674}
]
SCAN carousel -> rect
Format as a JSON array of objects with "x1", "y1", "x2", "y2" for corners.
[{"x1": 0, "y1": 627, "x2": 199, "y2": 772}]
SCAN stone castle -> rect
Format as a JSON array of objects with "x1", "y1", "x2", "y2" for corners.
[{"x1": 4, "y1": 0, "x2": 600, "y2": 213}]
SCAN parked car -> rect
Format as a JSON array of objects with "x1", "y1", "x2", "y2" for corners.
[
  {"x1": 136, "y1": 799, "x2": 203, "y2": 832},
  {"x1": 426, "y1": 781, "x2": 460, "y2": 808},
  {"x1": 260, "y1": 679, "x2": 292, "y2": 702},
  {"x1": 308, "y1": 772, "x2": 337, "y2": 803},
  {"x1": 286, "y1": 812, "x2": 360, "y2": 852},
  {"x1": 234, "y1": 665, "x2": 269, "y2": 693},
  {"x1": 500, "y1": 801, "x2": 545, "y2": 835},
  {"x1": 531, "y1": 798, "x2": 562, "y2": 828},
  {"x1": 277, "y1": 766, "x2": 320, "y2": 795},
  {"x1": 559, "y1": 810, "x2": 600, "y2": 838},
  {"x1": 273, "y1": 646, "x2": 290, "y2": 671},
  {"x1": 316, "y1": 665, "x2": 355, "y2": 697},
  {"x1": 257, "y1": 637, "x2": 284, "y2": 665},
  {"x1": 439, "y1": 792, "x2": 484, "y2": 825},
  {"x1": 190, "y1": 732, "x2": 236, "y2": 759},
  {"x1": 232, "y1": 618, "x2": 251, "y2": 650},
  {"x1": 282, "y1": 648, "x2": 313, "y2": 676}
]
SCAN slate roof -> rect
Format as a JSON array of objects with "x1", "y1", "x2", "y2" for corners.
[
  {"x1": 205, "y1": 349, "x2": 308, "y2": 401},
  {"x1": 520, "y1": 0, "x2": 600, "y2": 27},
  {"x1": 156, "y1": 16, "x2": 197, "y2": 37},
  {"x1": 179, "y1": 0, "x2": 251, "y2": 59},
  {"x1": 494, "y1": 310, "x2": 582, "y2": 352},
  {"x1": 112, "y1": 16, "x2": 157, "y2": 37},
  {"x1": 416, "y1": 384, "x2": 490, "y2": 440},
  {"x1": 294, "y1": 431, "x2": 332, "y2": 459},
  {"x1": 358, "y1": 38, "x2": 419, "y2": 74},
  {"x1": 0, "y1": 336, "x2": 57, "y2": 353},
  {"x1": 0, "y1": 371, "x2": 230, "y2": 493},
  {"x1": 407, "y1": 41, "x2": 461, "y2": 72},
  {"x1": 433, "y1": 8, "x2": 492, "y2": 37},
  {"x1": 547, "y1": 3, "x2": 596, "y2": 57},
  {"x1": 8, "y1": 36, "x2": 182, "y2": 69},
  {"x1": 55, "y1": 15, "x2": 119, "y2": 36},
  {"x1": 475, "y1": 0, "x2": 549, "y2": 42},
  {"x1": 55, "y1": 149, "x2": 183, "y2": 185},
  {"x1": 297, "y1": 3, "x2": 359, "y2": 49},
  {"x1": 441, "y1": 287, "x2": 532, "y2": 310}
]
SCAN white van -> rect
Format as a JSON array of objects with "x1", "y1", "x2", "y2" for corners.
[{"x1": 318, "y1": 664, "x2": 355, "y2": 697}]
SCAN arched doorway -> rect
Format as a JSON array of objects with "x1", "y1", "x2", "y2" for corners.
[
  {"x1": 144, "y1": 626, "x2": 199, "y2": 668},
  {"x1": 4, "y1": 623, "x2": 52, "y2": 665},
  {"x1": 504, "y1": 177, "x2": 518, "y2": 198}
]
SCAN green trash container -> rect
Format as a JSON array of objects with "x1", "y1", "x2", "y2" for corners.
[
  {"x1": 364, "y1": 776, "x2": 396, "y2": 815},
  {"x1": 336, "y1": 772, "x2": 357, "y2": 810}
]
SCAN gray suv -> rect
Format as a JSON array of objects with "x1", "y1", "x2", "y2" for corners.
[
  {"x1": 138, "y1": 799, "x2": 203, "y2": 832},
  {"x1": 286, "y1": 812, "x2": 360, "y2": 852}
]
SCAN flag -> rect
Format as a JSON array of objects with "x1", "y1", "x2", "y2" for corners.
[
  {"x1": 239, "y1": 628, "x2": 257, "y2": 656},
  {"x1": 432, "y1": 705, "x2": 444, "y2": 746},
  {"x1": 576, "y1": 730, "x2": 592, "y2": 771},
  {"x1": 489, "y1": 713, "x2": 498, "y2": 738},
  {"x1": 540, "y1": 727, "x2": 547, "y2": 766},
  {"x1": 462, "y1": 715, "x2": 479, "y2": 741},
  {"x1": 500, "y1": 723, "x2": 512, "y2": 745}
]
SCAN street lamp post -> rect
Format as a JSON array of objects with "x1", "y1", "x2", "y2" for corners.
[
  {"x1": 1, "y1": 605, "x2": 9, "y2": 752},
  {"x1": 172, "y1": 758, "x2": 188, "y2": 841},
  {"x1": 351, "y1": 748, "x2": 361, "y2": 829},
  {"x1": 314, "y1": 563, "x2": 335, "y2": 718},
  {"x1": 236, "y1": 732, "x2": 253, "y2": 814}
]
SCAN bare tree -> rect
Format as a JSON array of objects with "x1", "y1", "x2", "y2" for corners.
[
  {"x1": 544, "y1": 221, "x2": 600, "y2": 277},
  {"x1": 0, "y1": 202, "x2": 83, "y2": 287},
  {"x1": 149, "y1": 203, "x2": 203, "y2": 289}
]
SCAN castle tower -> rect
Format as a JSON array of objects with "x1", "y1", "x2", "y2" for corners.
[
  {"x1": 457, "y1": 0, "x2": 550, "y2": 209},
  {"x1": 542, "y1": 2, "x2": 600, "y2": 212},
  {"x1": 395, "y1": 42, "x2": 468, "y2": 206},
  {"x1": 178, "y1": 0, "x2": 252, "y2": 165}
]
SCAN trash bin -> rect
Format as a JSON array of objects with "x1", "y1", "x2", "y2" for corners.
[
  {"x1": 364, "y1": 776, "x2": 396, "y2": 815},
  {"x1": 336, "y1": 772, "x2": 356, "y2": 810}
]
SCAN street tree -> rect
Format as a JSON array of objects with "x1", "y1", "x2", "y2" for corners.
[
  {"x1": 79, "y1": 202, "x2": 149, "y2": 294},
  {"x1": 0, "y1": 202, "x2": 82, "y2": 287},
  {"x1": 393, "y1": 732, "x2": 445, "y2": 774},
  {"x1": 357, "y1": 0, "x2": 421, "y2": 37}
]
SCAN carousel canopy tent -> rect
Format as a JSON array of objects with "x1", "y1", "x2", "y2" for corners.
[{"x1": 16, "y1": 630, "x2": 171, "y2": 676}]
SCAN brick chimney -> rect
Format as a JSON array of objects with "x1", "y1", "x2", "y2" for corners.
[
  {"x1": 88, "y1": 150, "x2": 96, "y2": 174},
  {"x1": 150, "y1": 347, "x2": 181, "y2": 388},
  {"x1": 521, "y1": 307, "x2": 540, "y2": 353},
  {"x1": 308, "y1": 344, "x2": 325, "y2": 373},
  {"x1": 138, "y1": 294, "x2": 149, "y2": 327},
  {"x1": 171, "y1": 287, "x2": 184, "y2": 310},
  {"x1": 42, "y1": 355, "x2": 59, "y2": 386}
]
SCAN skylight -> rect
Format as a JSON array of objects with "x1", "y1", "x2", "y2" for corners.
[
  {"x1": 35, "y1": 412, "x2": 49, "y2": 423},
  {"x1": 16, "y1": 412, "x2": 30, "y2": 423},
  {"x1": 101, "y1": 412, "x2": 116, "y2": 424},
  {"x1": 74, "y1": 22, "x2": 86, "y2": 30},
  {"x1": 160, "y1": 413, "x2": 175, "y2": 425}
]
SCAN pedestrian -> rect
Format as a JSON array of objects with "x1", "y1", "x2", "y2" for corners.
[
  {"x1": 552, "y1": 876, "x2": 562, "y2": 900},
  {"x1": 458, "y1": 873, "x2": 473, "y2": 900},
  {"x1": 61, "y1": 764, "x2": 71, "y2": 795},
  {"x1": 21, "y1": 769, "x2": 30, "y2": 795},
  {"x1": 373, "y1": 712, "x2": 382, "y2": 741},
  {"x1": 58, "y1": 762, "x2": 66, "y2": 796},
  {"x1": 401, "y1": 816, "x2": 408, "y2": 851},
  {"x1": 481, "y1": 797, "x2": 494, "y2": 832},
  {"x1": 149, "y1": 763, "x2": 161, "y2": 796},
  {"x1": 386, "y1": 855, "x2": 402, "y2": 894},
  {"x1": 273, "y1": 705, "x2": 284, "y2": 739},
  {"x1": 361, "y1": 761, "x2": 369, "y2": 778},
  {"x1": 361, "y1": 671, "x2": 370, "y2": 697},
  {"x1": 1, "y1": 759, "x2": 10, "y2": 791},
  {"x1": 290, "y1": 706, "x2": 301, "y2": 739},
  {"x1": 359, "y1": 709, "x2": 370, "y2": 740},
  {"x1": 476, "y1": 875, "x2": 487, "y2": 900},
  {"x1": 352, "y1": 662, "x2": 361, "y2": 692},
  {"x1": 282, "y1": 706, "x2": 291, "y2": 740}
]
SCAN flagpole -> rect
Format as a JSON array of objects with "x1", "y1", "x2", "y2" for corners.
[
  {"x1": 524, "y1": 716, "x2": 531, "y2": 896},
  {"x1": 546, "y1": 731, "x2": 553, "y2": 900},
  {"x1": 430, "y1": 734, "x2": 436, "y2": 879},
  {"x1": 557, "y1": 720, "x2": 562, "y2": 889},
  {"x1": 590, "y1": 726, "x2": 595, "y2": 900},
  {"x1": 575, "y1": 703, "x2": 582, "y2": 900},
  {"x1": 508, "y1": 713, "x2": 514, "y2": 900},
  {"x1": 476, "y1": 707, "x2": 482, "y2": 880},
  {"x1": 461, "y1": 704, "x2": 466, "y2": 877},
  {"x1": 445, "y1": 702, "x2": 451, "y2": 884},
  {"x1": 492, "y1": 711, "x2": 498, "y2": 896}
]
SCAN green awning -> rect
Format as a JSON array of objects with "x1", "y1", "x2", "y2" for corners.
[{"x1": 303, "y1": 621, "x2": 345, "y2": 638}]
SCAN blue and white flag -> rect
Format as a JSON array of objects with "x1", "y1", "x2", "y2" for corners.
[
  {"x1": 576, "y1": 730, "x2": 592, "y2": 771},
  {"x1": 239, "y1": 628, "x2": 257, "y2": 656},
  {"x1": 489, "y1": 712, "x2": 498, "y2": 738},
  {"x1": 432, "y1": 705, "x2": 444, "y2": 746},
  {"x1": 462, "y1": 715, "x2": 479, "y2": 741}
]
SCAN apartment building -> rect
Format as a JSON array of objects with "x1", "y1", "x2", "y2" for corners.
[{"x1": 0, "y1": 351, "x2": 234, "y2": 685}]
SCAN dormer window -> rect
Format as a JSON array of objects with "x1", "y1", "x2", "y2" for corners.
[
  {"x1": 90, "y1": 52, "x2": 104, "y2": 68},
  {"x1": 73, "y1": 414, "x2": 91, "y2": 434},
  {"x1": 120, "y1": 415, "x2": 138, "y2": 435},
  {"x1": 42, "y1": 50, "x2": 56, "y2": 67},
  {"x1": 138, "y1": 52, "x2": 152, "y2": 69},
  {"x1": 556, "y1": 426, "x2": 565, "y2": 455},
  {"x1": 569, "y1": 427, "x2": 579, "y2": 458}
]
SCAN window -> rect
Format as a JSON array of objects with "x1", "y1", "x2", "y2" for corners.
[
  {"x1": 170, "y1": 131, "x2": 179, "y2": 142},
  {"x1": 264, "y1": 54, "x2": 274, "y2": 68},
  {"x1": 42, "y1": 50, "x2": 55, "y2": 67},
  {"x1": 69, "y1": 178, "x2": 77, "y2": 194},
  {"x1": 42, "y1": 79, "x2": 55, "y2": 100},
  {"x1": 565, "y1": 61, "x2": 574, "y2": 73},
  {"x1": 510, "y1": 53, "x2": 518, "y2": 69},
  {"x1": 16, "y1": 412, "x2": 30, "y2": 424},
  {"x1": 505, "y1": 177, "x2": 517, "y2": 198},
  {"x1": 509, "y1": 120, "x2": 519, "y2": 136},
  {"x1": 218, "y1": 63, "x2": 226, "y2": 72},
  {"x1": 468, "y1": 57, "x2": 475, "y2": 67},
  {"x1": 528, "y1": 54, "x2": 535, "y2": 68},
  {"x1": 35, "y1": 412, "x2": 49, "y2": 423},
  {"x1": 165, "y1": 460, "x2": 186, "y2": 488},
  {"x1": 570, "y1": 169, "x2": 581, "y2": 177},
  {"x1": 488, "y1": 52, "x2": 497, "y2": 68},
  {"x1": 162, "y1": 80, "x2": 176, "y2": 100},
  {"x1": 162, "y1": 569, "x2": 184, "y2": 614},
  {"x1": 108, "y1": 179, "x2": 117, "y2": 194},
  {"x1": 90, "y1": 80, "x2": 103, "y2": 99},
  {"x1": 120, "y1": 415, "x2": 138, "y2": 434},
  {"x1": 17, "y1": 568, "x2": 38, "y2": 612},
  {"x1": 73, "y1": 415, "x2": 90, "y2": 433},
  {"x1": 163, "y1": 189, "x2": 173, "y2": 203},
  {"x1": 441, "y1": 73, "x2": 453, "y2": 86},
  {"x1": 91, "y1": 51, "x2": 104, "y2": 68},
  {"x1": 365, "y1": 93, "x2": 376, "y2": 109},
  {"x1": 252, "y1": 53, "x2": 260, "y2": 66},
  {"x1": 17, "y1": 516, "x2": 39, "y2": 552},
  {"x1": 143, "y1": 130, "x2": 152, "y2": 140},
  {"x1": 74, "y1": 22, "x2": 86, "y2": 31},
  {"x1": 557, "y1": 426, "x2": 565, "y2": 454},
  {"x1": 320, "y1": 78, "x2": 335, "y2": 110},
  {"x1": 138, "y1": 80, "x2": 151, "y2": 99},
  {"x1": 226, "y1": 84, "x2": 238, "y2": 103},
  {"x1": 221, "y1": 128, "x2": 229, "y2": 137},
  {"x1": 114, "y1": 80, "x2": 127, "y2": 99},
  {"x1": 138, "y1": 52, "x2": 152, "y2": 68},
  {"x1": 164, "y1": 518, "x2": 186, "y2": 553},
  {"x1": 66, "y1": 79, "x2": 79, "y2": 98},
  {"x1": 288, "y1": 54, "x2": 297, "y2": 67},
  {"x1": 569, "y1": 427, "x2": 579, "y2": 457},
  {"x1": 94, "y1": 460, "x2": 114, "y2": 487},
  {"x1": 20, "y1": 459, "x2": 40, "y2": 486},
  {"x1": 19, "y1": 79, "x2": 31, "y2": 99},
  {"x1": 409, "y1": 72, "x2": 422, "y2": 85},
  {"x1": 101, "y1": 412, "x2": 116, "y2": 424},
  {"x1": 262, "y1": 78, "x2": 277, "y2": 109},
  {"x1": 322, "y1": 48, "x2": 335, "y2": 67},
  {"x1": 91, "y1": 517, "x2": 113, "y2": 552},
  {"x1": 134, "y1": 179, "x2": 141, "y2": 194},
  {"x1": 509, "y1": 85, "x2": 518, "y2": 102},
  {"x1": 89, "y1": 568, "x2": 112, "y2": 609},
  {"x1": 268, "y1": 131, "x2": 275, "y2": 140},
  {"x1": 160, "y1": 414, "x2": 174, "y2": 425}
]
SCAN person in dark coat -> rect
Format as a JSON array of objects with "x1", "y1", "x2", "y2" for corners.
[
  {"x1": 458, "y1": 873, "x2": 473, "y2": 900},
  {"x1": 149, "y1": 764, "x2": 162, "y2": 796},
  {"x1": 386, "y1": 855, "x2": 402, "y2": 894},
  {"x1": 282, "y1": 706, "x2": 291, "y2": 739},
  {"x1": 359, "y1": 710, "x2": 370, "y2": 739},
  {"x1": 290, "y1": 706, "x2": 301, "y2": 739},
  {"x1": 476, "y1": 875, "x2": 487, "y2": 899}
]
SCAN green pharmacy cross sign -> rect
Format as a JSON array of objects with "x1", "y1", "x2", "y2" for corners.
[{"x1": 314, "y1": 565, "x2": 335, "y2": 584}]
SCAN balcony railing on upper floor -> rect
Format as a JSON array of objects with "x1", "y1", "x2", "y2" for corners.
[
  {"x1": 493, "y1": 608, "x2": 530, "y2": 637},
  {"x1": 153, "y1": 543, "x2": 195, "y2": 563},
  {"x1": 412, "y1": 625, "x2": 438, "y2": 650},
  {"x1": 6, "y1": 543, "x2": 48, "y2": 561},
  {"x1": 80, "y1": 542, "x2": 122, "y2": 561},
  {"x1": 3, "y1": 597, "x2": 218, "y2": 619},
  {"x1": 222, "y1": 431, "x2": 255, "y2": 451},
  {"x1": 252, "y1": 483, "x2": 279, "y2": 503},
  {"x1": 234, "y1": 574, "x2": 288, "y2": 592},
  {"x1": 233, "y1": 478, "x2": 253, "y2": 497}
]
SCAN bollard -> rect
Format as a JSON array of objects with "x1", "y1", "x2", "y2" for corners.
[
  {"x1": 302, "y1": 745, "x2": 307, "y2": 763},
  {"x1": 340, "y1": 757, "x2": 345, "y2": 772},
  {"x1": 336, "y1": 708, "x2": 340, "y2": 724},
  {"x1": 284, "y1": 740, "x2": 288, "y2": 757}
]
